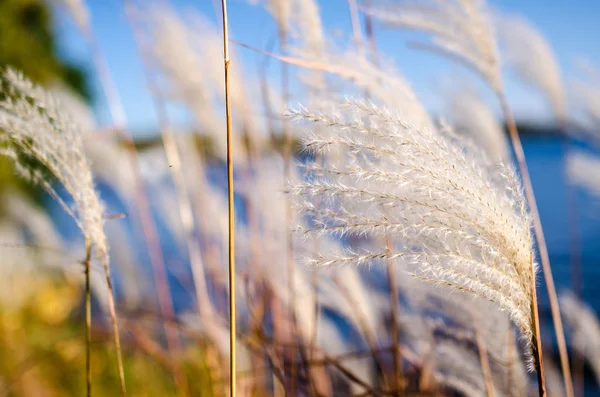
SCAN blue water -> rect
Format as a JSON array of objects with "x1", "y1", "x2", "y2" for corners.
[{"x1": 524, "y1": 137, "x2": 600, "y2": 314}]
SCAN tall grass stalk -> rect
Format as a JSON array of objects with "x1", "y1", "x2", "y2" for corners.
[
  {"x1": 499, "y1": 17, "x2": 575, "y2": 395},
  {"x1": 499, "y1": 96, "x2": 549, "y2": 397},
  {"x1": 347, "y1": 0, "x2": 364, "y2": 58},
  {"x1": 333, "y1": 275, "x2": 390, "y2": 388},
  {"x1": 84, "y1": 238, "x2": 92, "y2": 397},
  {"x1": 220, "y1": 1, "x2": 236, "y2": 395},
  {"x1": 384, "y1": 233, "x2": 403, "y2": 394},
  {"x1": 474, "y1": 327, "x2": 495, "y2": 397},
  {"x1": 361, "y1": 16, "x2": 404, "y2": 391}
]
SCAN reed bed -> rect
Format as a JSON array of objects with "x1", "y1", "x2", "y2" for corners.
[{"x1": 0, "y1": 0, "x2": 599, "y2": 396}]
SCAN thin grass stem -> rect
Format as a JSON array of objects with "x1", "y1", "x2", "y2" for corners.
[
  {"x1": 101, "y1": 256, "x2": 127, "y2": 396},
  {"x1": 384, "y1": 234, "x2": 403, "y2": 395},
  {"x1": 84, "y1": 239, "x2": 92, "y2": 397},
  {"x1": 499, "y1": 93, "x2": 572, "y2": 397},
  {"x1": 220, "y1": 1, "x2": 236, "y2": 396},
  {"x1": 474, "y1": 327, "x2": 495, "y2": 397}
]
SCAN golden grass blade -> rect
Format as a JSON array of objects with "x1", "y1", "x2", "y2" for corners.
[
  {"x1": 84, "y1": 239, "x2": 92, "y2": 397},
  {"x1": 220, "y1": 1, "x2": 236, "y2": 395}
]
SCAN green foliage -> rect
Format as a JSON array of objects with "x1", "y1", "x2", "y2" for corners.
[
  {"x1": 0, "y1": 0, "x2": 90, "y2": 100},
  {"x1": 0, "y1": 0, "x2": 91, "y2": 204}
]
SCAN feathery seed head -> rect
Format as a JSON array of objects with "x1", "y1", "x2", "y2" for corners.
[
  {"x1": 366, "y1": 0, "x2": 501, "y2": 91},
  {"x1": 0, "y1": 69, "x2": 109, "y2": 265},
  {"x1": 566, "y1": 150, "x2": 600, "y2": 197},
  {"x1": 560, "y1": 292, "x2": 600, "y2": 383},
  {"x1": 571, "y1": 60, "x2": 600, "y2": 142},
  {"x1": 498, "y1": 14, "x2": 566, "y2": 123},
  {"x1": 287, "y1": 98, "x2": 538, "y2": 363},
  {"x1": 442, "y1": 82, "x2": 509, "y2": 163}
]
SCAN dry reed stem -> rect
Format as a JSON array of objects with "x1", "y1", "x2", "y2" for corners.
[
  {"x1": 506, "y1": 327, "x2": 514, "y2": 394},
  {"x1": 384, "y1": 234, "x2": 403, "y2": 395},
  {"x1": 474, "y1": 327, "x2": 495, "y2": 397},
  {"x1": 560, "y1": 135, "x2": 584, "y2": 397},
  {"x1": 347, "y1": 0, "x2": 364, "y2": 58},
  {"x1": 361, "y1": 18, "x2": 402, "y2": 394},
  {"x1": 362, "y1": 0, "x2": 379, "y2": 65},
  {"x1": 101, "y1": 258, "x2": 127, "y2": 396},
  {"x1": 499, "y1": 17, "x2": 572, "y2": 393},
  {"x1": 84, "y1": 239, "x2": 92, "y2": 397},
  {"x1": 220, "y1": 1, "x2": 237, "y2": 396},
  {"x1": 333, "y1": 276, "x2": 390, "y2": 388},
  {"x1": 500, "y1": 94, "x2": 567, "y2": 397}
]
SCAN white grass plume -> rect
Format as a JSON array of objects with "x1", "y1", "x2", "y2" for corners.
[
  {"x1": 287, "y1": 98, "x2": 539, "y2": 365},
  {"x1": 571, "y1": 60, "x2": 600, "y2": 141},
  {"x1": 406, "y1": 280, "x2": 528, "y2": 395},
  {"x1": 560, "y1": 292, "x2": 600, "y2": 383},
  {"x1": 443, "y1": 82, "x2": 509, "y2": 163},
  {"x1": 566, "y1": 150, "x2": 600, "y2": 198},
  {"x1": 544, "y1": 359, "x2": 567, "y2": 397},
  {"x1": 433, "y1": 339, "x2": 498, "y2": 397},
  {"x1": 290, "y1": 0, "x2": 324, "y2": 56},
  {"x1": 291, "y1": 44, "x2": 434, "y2": 130},
  {"x1": 0, "y1": 69, "x2": 109, "y2": 265},
  {"x1": 498, "y1": 14, "x2": 566, "y2": 123},
  {"x1": 254, "y1": 0, "x2": 324, "y2": 55},
  {"x1": 53, "y1": 0, "x2": 91, "y2": 34},
  {"x1": 365, "y1": 0, "x2": 501, "y2": 91},
  {"x1": 147, "y1": 5, "x2": 255, "y2": 162}
]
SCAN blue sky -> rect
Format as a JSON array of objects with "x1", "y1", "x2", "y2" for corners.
[{"x1": 52, "y1": 0, "x2": 600, "y2": 134}]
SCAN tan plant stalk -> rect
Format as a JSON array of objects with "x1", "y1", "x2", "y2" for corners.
[
  {"x1": 384, "y1": 233, "x2": 403, "y2": 395},
  {"x1": 84, "y1": 238, "x2": 92, "y2": 397},
  {"x1": 220, "y1": 1, "x2": 236, "y2": 396},
  {"x1": 501, "y1": 18, "x2": 579, "y2": 397},
  {"x1": 499, "y1": 97, "x2": 550, "y2": 397},
  {"x1": 347, "y1": 0, "x2": 364, "y2": 58},
  {"x1": 62, "y1": 1, "x2": 179, "y2": 387},
  {"x1": 332, "y1": 276, "x2": 390, "y2": 389},
  {"x1": 506, "y1": 327, "x2": 515, "y2": 395},
  {"x1": 101, "y1": 251, "x2": 127, "y2": 397},
  {"x1": 474, "y1": 327, "x2": 495, "y2": 397},
  {"x1": 360, "y1": 13, "x2": 403, "y2": 391},
  {"x1": 362, "y1": 0, "x2": 379, "y2": 64}
]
